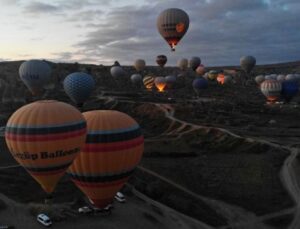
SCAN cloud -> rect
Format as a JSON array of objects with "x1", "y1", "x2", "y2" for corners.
[
  {"x1": 51, "y1": 51, "x2": 74, "y2": 62},
  {"x1": 0, "y1": 0, "x2": 20, "y2": 5},
  {"x1": 65, "y1": 9, "x2": 104, "y2": 22},
  {"x1": 23, "y1": 1, "x2": 60, "y2": 14},
  {"x1": 7, "y1": 0, "x2": 299, "y2": 66},
  {"x1": 56, "y1": 0, "x2": 106, "y2": 10}
]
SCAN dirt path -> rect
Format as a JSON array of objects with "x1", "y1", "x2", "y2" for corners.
[
  {"x1": 152, "y1": 102, "x2": 300, "y2": 228},
  {"x1": 96, "y1": 95, "x2": 300, "y2": 228},
  {"x1": 130, "y1": 185, "x2": 214, "y2": 229},
  {"x1": 280, "y1": 148, "x2": 300, "y2": 229},
  {"x1": 138, "y1": 166, "x2": 271, "y2": 229}
]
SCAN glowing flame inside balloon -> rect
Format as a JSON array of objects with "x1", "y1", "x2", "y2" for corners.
[
  {"x1": 217, "y1": 74, "x2": 225, "y2": 85},
  {"x1": 156, "y1": 83, "x2": 166, "y2": 92},
  {"x1": 267, "y1": 96, "x2": 279, "y2": 103}
]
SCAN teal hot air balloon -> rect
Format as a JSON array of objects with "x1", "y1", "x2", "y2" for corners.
[
  {"x1": 19, "y1": 60, "x2": 52, "y2": 95},
  {"x1": 63, "y1": 72, "x2": 95, "y2": 107}
]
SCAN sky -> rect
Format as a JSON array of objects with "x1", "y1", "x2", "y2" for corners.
[{"x1": 0, "y1": 0, "x2": 299, "y2": 66}]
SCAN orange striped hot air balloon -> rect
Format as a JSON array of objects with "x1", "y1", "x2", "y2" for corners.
[
  {"x1": 5, "y1": 100, "x2": 87, "y2": 194},
  {"x1": 68, "y1": 110, "x2": 144, "y2": 208}
]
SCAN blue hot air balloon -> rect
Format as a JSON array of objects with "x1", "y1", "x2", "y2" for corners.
[
  {"x1": 63, "y1": 72, "x2": 95, "y2": 107},
  {"x1": 192, "y1": 78, "x2": 208, "y2": 96},
  {"x1": 281, "y1": 80, "x2": 299, "y2": 103}
]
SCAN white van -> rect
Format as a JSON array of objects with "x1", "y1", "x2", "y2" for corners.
[{"x1": 37, "y1": 214, "x2": 52, "y2": 227}]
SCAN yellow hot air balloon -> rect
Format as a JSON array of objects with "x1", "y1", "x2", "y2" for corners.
[
  {"x1": 177, "y1": 58, "x2": 188, "y2": 71},
  {"x1": 68, "y1": 110, "x2": 144, "y2": 208},
  {"x1": 208, "y1": 70, "x2": 219, "y2": 81},
  {"x1": 134, "y1": 59, "x2": 146, "y2": 72},
  {"x1": 5, "y1": 100, "x2": 87, "y2": 194}
]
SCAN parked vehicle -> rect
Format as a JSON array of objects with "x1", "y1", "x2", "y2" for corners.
[
  {"x1": 37, "y1": 214, "x2": 52, "y2": 227},
  {"x1": 114, "y1": 192, "x2": 126, "y2": 203},
  {"x1": 78, "y1": 206, "x2": 93, "y2": 214}
]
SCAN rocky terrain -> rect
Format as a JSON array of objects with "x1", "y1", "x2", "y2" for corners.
[{"x1": 0, "y1": 60, "x2": 300, "y2": 228}]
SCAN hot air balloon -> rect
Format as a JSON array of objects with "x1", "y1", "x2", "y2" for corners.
[
  {"x1": 131, "y1": 74, "x2": 143, "y2": 86},
  {"x1": 68, "y1": 110, "x2": 144, "y2": 208},
  {"x1": 143, "y1": 76, "x2": 155, "y2": 90},
  {"x1": 276, "y1": 75, "x2": 286, "y2": 82},
  {"x1": 177, "y1": 58, "x2": 188, "y2": 71},
  {"x1": 134, "y1": 59, "x2": 146, "y2": 72},
  {"x1": 189, "y1": 57, "x2": 201, "y2": 71},
  {"x1": 63, "y1": 72, "x2": 95, "y2": 107},
  {"x1": 240, "y1": 56, "x2": 256, "y2": 74},
  {"x1": 165, "y1": 75, "x2": 177, "y2": 89},
  {"x1": 193, "y1": 78, "x2": 208, "y2": 96},
  {"x1": 196, "y1": 64, "x2": 205, "y2": 76},
  {"x1": 110, "y1": 66, "x2": 127, "y2": 80},
  {"x1": 5, "y1": 100, "x2": 87, "y2": 194},
  {"x1": 19, "y1": 60, "x2": 51, "y2": 95},
  {"x1": 281, "y1": 80, "x2": 299, "y2": 102},
  {"x1": 208, "y1": 70, "x2": 218, "y2": 81},
  {"x1": 112, "y1": 61, "x2": 121, "y2": 67},
  {"x1": 217, "y1": 74, "x2": 232, "y2": 85},
  {"x1": 260, "y1": 79, "x2": 282, "y2": 103},
  {"x1": 154, "y1": 77, "x2": 167, "y2": 92},
  {"x1": 294, "y1": 74, "x2": 300, "y2": 82},
  {"x1": 157, "y1": 8, "x2": 189, "y2": 51},
  {"x1": 265, "y1": 75, "x2": 275, "y2": 80},
  {"x1": 255, "y1": 75, "x2": 265, "y2": 85},
  {"x1": 156, "y1": 55, "x2": 167, "y2": 67},
  {"x1": 285, "y1": 74, "x2": 297, "y2": 82},
  {"x1": 203, "y1": 72, "x2": 209, "y2": 80},
  {"x1": 217, "y1": 74, "x2": 225, "y2": 85}
]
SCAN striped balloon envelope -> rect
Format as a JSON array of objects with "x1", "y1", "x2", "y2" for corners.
[
  {"x1": 5, "y1": 100, "x2": 87, "y2": 194},
  {"x1": 68, "y1": 110, "x2": 144, "y2": 208},
  {"x1": 143, "y1": 76, "x2": 155, "y2": 90},
  {"x1": 260, "y1": 79, "x2": 282, "y2": 102}
]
